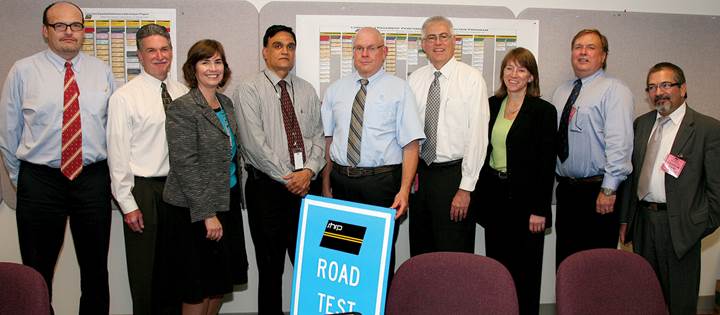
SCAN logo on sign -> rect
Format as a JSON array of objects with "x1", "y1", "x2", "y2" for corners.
[{"x1": 320, "y1": 220, "x2": 366, "y2": 255}]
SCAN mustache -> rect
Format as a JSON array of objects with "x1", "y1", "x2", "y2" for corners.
[{"x1": 654, "y1": 94, "x2": 671, "y2": 103}]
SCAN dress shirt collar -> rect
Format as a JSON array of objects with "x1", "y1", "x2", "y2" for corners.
[
  {"x1": 655, "y1": 102, "x2": 686, "y2": 126},
  {"x1": 433, "y1": 57, "x2": 458, "y2": 79},
  {"x1": 138, "y1": 70, "x2": 169, "y2": 87},
  {"x1": 45, "y1": 49, "x2": 82, "y2": 73},
  {"x1": 353, "y1": 68, "x2": 385, "y2": 85},
  {"x1": 577, "y1": 68, "x2": 605, "y2": 86},
  {"x1": 263, "y1": 69, "x2": 294, "y2": 88}
]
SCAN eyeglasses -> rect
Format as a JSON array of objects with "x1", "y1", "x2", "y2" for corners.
[
  {"x1": 45, "y1": 22, "x2": 84, "y2": 32},
  {"x1": 423, "y1": 33, "x2": 453, "y2": 43},
  {"x1": 645, "y1": 81, "x2": 680, "y2": 92},
  {"x1": 353, "y1": 45, "x2": 384, "y2": 54}
]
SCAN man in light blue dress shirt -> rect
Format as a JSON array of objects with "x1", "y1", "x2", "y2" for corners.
[
  {"x1": 321, "y1": 27, "x2": 424, "y2": 282},
  {"x1": 0, "y1": 2, "x2": 115, "y2": 313},
  {"x1": 552, "y1": 29, "x2": 634, "y2": 268}
]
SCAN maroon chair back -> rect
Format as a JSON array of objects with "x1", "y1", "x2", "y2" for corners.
[
  {"x1": 0, "y1": 262, "x2": 51, "y2": 315},
  {"x1": 386, "y1": 252, "x2": 519, "y2": 315},
  {"x1": 556, "y1": 248, "x2": 668, "y2": 315}
]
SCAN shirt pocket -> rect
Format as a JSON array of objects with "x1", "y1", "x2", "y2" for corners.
[
  {"x1": 443, "y1": 97, "x2": 467, "y2": 130},
  {"x1": 570, "y1": 105, "x2": 589, "y2": 132},
  {"x1": 365, "y1": 98, "x2": 396, "y2": 133}
]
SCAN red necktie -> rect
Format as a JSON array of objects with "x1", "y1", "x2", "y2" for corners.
[
  {"x1": 61, "y1": 62, "x2": 83, "y2": 180},
  {"x1": 278, "y1": 80, "x2": 306, "y2": 165}
]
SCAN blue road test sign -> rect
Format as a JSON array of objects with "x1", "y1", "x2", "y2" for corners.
[{"x1": 291, "y1": 195, "x2": 396, "y2": 315}]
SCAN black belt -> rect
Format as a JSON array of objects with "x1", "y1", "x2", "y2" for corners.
[
  {"x1": 638, "y1": 201, "x2": 667, "y2": 211},
  {"x1": 333, "y1": 163, "x2": 400, "y2": 178},
  {"x1": 426, "y1": 159, "x2": 462, "y2": 168},
  {"x1": 556, "y1": 175, "x2": 603, "y2": 185},
  {"x1": 487, "y1": 168, "x2": 509, "y2": 180},
  {"x1": 245, "y1": 165, "x2": 271, "y2": 180},
  {"x1": 135, "y1": 176, "x2": 166, "y2": 182}
]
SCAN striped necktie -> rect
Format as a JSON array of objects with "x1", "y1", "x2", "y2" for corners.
[
  {"x1": 61, "y1": 61, "x2": 83, "y2": 180},
  {"x1": 347, "y1": 78, "x2": 368, "y2": 167}
]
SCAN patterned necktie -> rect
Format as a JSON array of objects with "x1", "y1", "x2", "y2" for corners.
[
  {"x1": 347, "y1": 78, "x2": 368, "y2": 167},
  {"x1": 557, "y1": 79, "x2": 582, "y2": 162},
  {"x1": 278, "y1": 80, "x2": 306, "y2": 164},
  {"x1": 421, "y1": 71, "x2": 442, "y2": 165},
  {"x1": 61, "y1": 61, "x2": 83, "y2": 180},
  {"x1": 637, "y1": 116, "x2": 671, "y2": 200},
  {"x1": 161, "y1": 82, "x2": 172, "y2": 110}
]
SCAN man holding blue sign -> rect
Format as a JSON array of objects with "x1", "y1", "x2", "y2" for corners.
[{"x1": 321, "y1": 27, "x2": 425, "y2": 282}]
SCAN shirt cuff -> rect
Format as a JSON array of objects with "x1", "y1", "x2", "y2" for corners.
[
  {"x1": 117, "y1": 197, "x2": 139, "y2": 215},
  {"x1": 459, "y1": 176, "x2": 477, "y2": 192},
  {"x1": 601, "y1": 175, "x2": 623, "y2": 191}
]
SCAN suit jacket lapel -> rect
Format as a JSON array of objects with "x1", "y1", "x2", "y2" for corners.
[
  {"x1": 190, "y1": 88, "x2": 226, "y2": 133},
  {"x1": 633, "y1": 113, "x2": 655, "y2": 182},
  {"x1": 219, "y1": 94, "x2": 239, "y2": 137},
  {"x1": 670, "y1": 106, "x2": 695, "y2": 157}
]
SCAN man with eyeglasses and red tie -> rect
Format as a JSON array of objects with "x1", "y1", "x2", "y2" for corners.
[
  {"x1": 552, "y1": 29, "x2": 634, "y2": 268},
  {"x1": 0, "y1": 1, "x2": 115, "y2": 314},
  {"x1": 620, "y1": 62, "x2": 720, "y2": 315},
  {"x1": 321, "y1": 27, "x2": 425, "y2": 283},
  {"x1": 407, "y1": 16, "x2": 489, "y2": 256}
]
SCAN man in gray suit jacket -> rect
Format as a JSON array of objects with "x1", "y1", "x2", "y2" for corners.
[{"x1": 620, "y1": 62, "x2": 720, "y2": 315}]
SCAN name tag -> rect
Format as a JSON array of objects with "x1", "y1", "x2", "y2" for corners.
[
  {"x1": 294, "y1": 151, "x2": 304, "y2": 170},
  {"x1": 661, "y1": 153, "x2": 685, "y2": 178}
]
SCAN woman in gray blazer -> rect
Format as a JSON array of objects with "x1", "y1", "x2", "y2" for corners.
[{"x1": 163, "y1": 39, "x2": 248, "y2": 314}]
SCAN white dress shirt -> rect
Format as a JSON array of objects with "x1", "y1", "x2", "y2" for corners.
[
  {"x1": 643, "y1": 103, "x2": 686, "y2": 203},
  {"x1": 107, "y1": 71, "x2": 189, "y2": 214},
  {"x1": 408, "y1": 58, "x2": 490, "y2": 191}
]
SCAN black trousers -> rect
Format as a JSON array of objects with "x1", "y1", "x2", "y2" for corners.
[
  {"x1": 330, "y1": 166, "x2": 402, "y2": 285},
  {"x1": 555, "y1": 179, "x2": 619, "y2": 269},
  {"x1": 16, "y1": 160, "x2": 111, "y2": 315},
  {"x1": 409, "y1": 161, "x2": 475, "y2": 256},
  {"x1": 482, "y1": 173, "x2": 544, "y2": 315},
  {"x1": 635, "y1": 206, "x2": 701, "y2": 315},
  {"x1": 245, "y1": 166, "x2": 321, "y2": 315},
  {"x1": 124, "y1": 176, "x2": 179, "y2": 315}
]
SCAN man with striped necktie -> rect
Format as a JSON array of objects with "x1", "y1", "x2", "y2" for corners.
[
  {"x1": 0, "y1": 2, "x2": 115, "y2": 313},
  {"x1": 321, "y1": 27, "x2": 425, "y2": 283}
]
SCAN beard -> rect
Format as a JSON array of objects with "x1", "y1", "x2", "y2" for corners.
[{"x1": 654, "y1": 95, "x2": 673, "y2": 115}]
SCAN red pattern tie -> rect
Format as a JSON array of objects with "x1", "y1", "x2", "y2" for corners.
[
  {"x1": 61, "y1": 62, "x2": 83, "y2": 180},
  {"x1": 278, "y1": 80, "x2": 306, "y2": 164}
]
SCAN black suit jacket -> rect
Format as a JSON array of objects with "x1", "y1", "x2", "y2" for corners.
[
  {"x1": 474, "y1": 95, "x2": 557, "y2": 228},
  {"x1": 620, "y1": 106, "x2": 720, "y2": 258}
]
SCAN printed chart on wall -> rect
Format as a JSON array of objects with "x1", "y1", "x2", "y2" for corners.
[
  {"x1": 81, "y1": 8, "x2": 177, "y2": 87},
  {"x1": 296, "y1": 15, "x2": 539, "y2": 98}
]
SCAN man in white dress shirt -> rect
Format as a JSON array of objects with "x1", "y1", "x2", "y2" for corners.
[
  {"x1": 407, "y1": 16, "x2": 489, "y2": 255},
  {"x1": 107, "y1": 23, "x2": 188, "y2": 315}
]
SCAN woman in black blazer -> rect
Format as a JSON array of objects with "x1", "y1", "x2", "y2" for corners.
[
  {"x1": 473, "y1": 47, "x2": 557, "y2": 315},
  {"x1": 164, "y1": 39, "x2": 248, "y2": 314}
]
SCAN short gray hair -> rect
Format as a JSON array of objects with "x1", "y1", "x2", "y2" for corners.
[
  {"x1": 136, "y1": 23, "x2": 171, "y2": 50},
  {"x1": 421, "y1": 16, "x2": 454, "y2": 38}
]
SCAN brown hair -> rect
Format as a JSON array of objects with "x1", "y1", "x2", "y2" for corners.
[
  {"x1": 182, "y1": 39, "x2": 231, "y2": 88},
  {"x1": 495, "y1": 47, "x2": 541, "y2": 98},
  {"x1": 571, "y1": 29, "x2": 609, "y2": 70}
]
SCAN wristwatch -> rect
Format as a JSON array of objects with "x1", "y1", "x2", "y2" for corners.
[{"x1": 600, "y1": 188, "x2": 616, "y2": 196}]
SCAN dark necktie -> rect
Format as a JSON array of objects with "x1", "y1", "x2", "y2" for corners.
[
  {"x1": 161, "y1": 82, "x2": 172, "y2": 110},
  {"x1": 278, "y1": 80, "x2": 306, "y2": 164},
  {"x1": 61, "y1": 61, "x2": 83, "y2": 180},
  {"x1": 347, "y1": 78, "x2": 369, "y2": 167},
  {"x1": 557, "y1": 79, "x2": 582, "y2": 162},
  {"x1": 421, "y1": 71, "x2": 442, "y2": 165}
]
